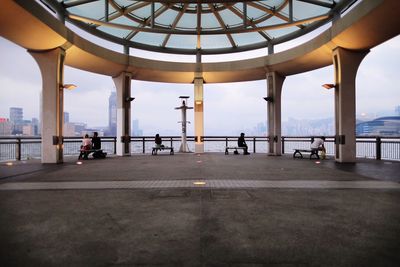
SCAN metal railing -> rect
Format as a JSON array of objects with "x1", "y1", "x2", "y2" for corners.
[{"x1": 1, "y1": 136, "x2": 399, "y2": 161}]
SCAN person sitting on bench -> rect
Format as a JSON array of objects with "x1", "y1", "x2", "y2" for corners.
[
  {"x1": 238, "y1": 132, "x2": 250, "y2": 155},
  {"x1": 155, "y1": 134, "x2": 164, "y2": 149},
  {"x1": 311, "y1": 136, "x2": 326, "y2": 159},
  {"x1": 78, "y1": 134, "x2": 92, "y2": 160}
]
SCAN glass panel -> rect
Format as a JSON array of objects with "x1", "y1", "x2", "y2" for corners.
[
  {"x1": 155, "y1": 8, "x2": 180, "y2": 28},
  {"x1": 218, "y1": 9, "x2": 242, "y2": 26},
  {"x1": 176, "y1": 13, "x2": 197, "y2": 30},
  {"x1": 166, "y1": 34, "x2": 197, "y2": 50},
  {"x1": 133, "y1": 32, "x2": 167, "y2": 47},
  {"x1": 97, "y1": 25, "x2": 132, "y2": 39},
  {"x1": 232, "y1": 32, "x2": 265, "y2": 47},
  {"x1": 293, "y1": 1, "x2": 329, "y2": 20},
  {"x1": 68, "y1": 1, "x2": 105, "y2": 19},
  {"x1": 202, "y1": 13, "x2": 222, "y2": 30},
  {"x1": 201, "y1": 35, "x2": 232, "y2": 49}
]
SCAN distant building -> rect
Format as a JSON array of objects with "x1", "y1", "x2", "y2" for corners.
[
  {"x1": 74, "y1": 122, "x2": 87, "y2": 136},
  {"x1": 282, "y1": 118, "x2": 334, "y2": 136},
  {"x1": 356, "y1": 116, "x2": 400, "y2": 136},
  {"x1": 10, "y1": 107, "x2": 23, "y2": 134},
  {"x1": 64, "y1": 122, "x2": 76, "y2": 136},
  {"x1": 23, "y1": 124, "x2": 35, "y2": 136},
  {"x1": 64, "y1": 112, "x2": 70, "y2": 123},
  {"x1": 395, "y1": 105, "x2": 400, "y2": 116},
  {"x1": 108, "y1": 92, "x2": 117, "y2": 136},
  {"x1": 0, "y1": 118, "x2": 12, "y2": 136},
  {"x1": 132, "y1": 119, "x2": 143, "y2": 136},
  {"x1": 31, "y1": 118, "x2": 40, "y2": 136}
]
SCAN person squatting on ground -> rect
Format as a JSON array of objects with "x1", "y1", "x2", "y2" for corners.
[
  {"x1": 238, "y1": 132, "x2": 250, "y2": 155},
  {"x1": 91, "y1": 132, "x2": 106, "y2": 158}
]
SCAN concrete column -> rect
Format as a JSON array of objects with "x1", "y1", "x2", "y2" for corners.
[
  {"x1": 29, "y1": 48, "x2": 65, "y2": 164},
  {"x1": 194, "y1": 75, "x2": 204, "y2": 153},
  {"x1": 333, "y1": 47, "x2": 369, "y2": 163},
  {"x1": 113, "y1": 72, "x2": 133, "y2": 156},
  {"x1": 266, "y1": 72, "x2": 285, "y2": 156}
]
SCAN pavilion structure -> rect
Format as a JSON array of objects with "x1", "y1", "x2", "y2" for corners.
[{"x1": 0, "y1": 0, "x2": 399, "y2": 163}]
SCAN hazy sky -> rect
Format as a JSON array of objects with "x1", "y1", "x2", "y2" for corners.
[{"x1": 0, "y1": 31, "x2": 399, "y2": 135}]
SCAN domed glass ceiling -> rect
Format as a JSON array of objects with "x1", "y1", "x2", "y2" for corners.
[{"x1": 49, "y1": 0, "x2": 357, "y2": 54}]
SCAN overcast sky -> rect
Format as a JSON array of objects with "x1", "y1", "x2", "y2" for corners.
[{"x1": 0, "y1": 33, "x2": 399, "y2": 136}]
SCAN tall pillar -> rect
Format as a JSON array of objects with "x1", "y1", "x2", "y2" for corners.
[
  {"x1": 113, "y1": 72, "x2": 133, "y2": 156},
  {"x1": 266, "y1": 72, "x2": 285, "y2": 156},
  {"x1": 333, "y1": 47, "x2": 369, "y2": 163},
  {"x1": 194, "y1": 74, "x2": 204, "y2": 153},
  {"x1": 29, "y1": 48, "x2": 65, "y2": 164}
]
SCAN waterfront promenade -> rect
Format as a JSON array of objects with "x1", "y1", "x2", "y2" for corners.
[{"x1": 1, "y1": 153, "x2": 400, "y2": 266}]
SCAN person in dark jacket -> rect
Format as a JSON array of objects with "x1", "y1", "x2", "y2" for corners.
[
  {"x1": 91, "y1": 132, "x2": 101, "y2": 150},
  {"x1": 238, "y1": 132, "x2": 250, "y2": 155}
]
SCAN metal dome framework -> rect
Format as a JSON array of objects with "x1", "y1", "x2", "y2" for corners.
[{"x1": 44, "y1": 0, "x2": 357, "y2": 54}]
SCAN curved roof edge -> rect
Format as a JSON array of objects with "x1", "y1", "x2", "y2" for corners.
[{"x1": 1, "y1": 0, "x2": 399, "y2": 83}]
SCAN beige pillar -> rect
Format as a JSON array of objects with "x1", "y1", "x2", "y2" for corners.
[
  {"x1": 333, "y1": 47, "x2": 369, "y2": 163},
  {"x1": 29, "y1": 48, "x2": 65, "y2": 164},
  {"x1": 266, "y1": 72, "x2": 285, "y2": 156},
  {"x1": 194, "y1": 75, "x2": 204, "y2": 153},
  {"x1": 113, "y1": 72, "x2": 133, "y2": 156}
]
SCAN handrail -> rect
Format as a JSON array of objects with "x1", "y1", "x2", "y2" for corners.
[{"x1": 1, "y1": 135, "x2": 399, "y2": 161}]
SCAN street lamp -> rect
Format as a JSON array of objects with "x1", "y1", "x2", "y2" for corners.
[
  {"x1": 60, "y1": 84, "x2": 77, "y2": 90},
  {"x1": 322, "y1": 83, "x2": 336, "y2": 89},
  {"x1": 263, "y1": 96, "x2": 273, "y2": 102},
  {"x1": 125, "y1": 97, "x2": 135, "y2": 102}
]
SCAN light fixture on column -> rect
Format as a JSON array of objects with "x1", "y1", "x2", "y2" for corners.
[
  {"x1": 195, "y1": 100, "x2": 202, "y2": 105},
  {"x1": 322, "y1": 83, "x2": 336, "y2": 89},
  {"x1": 125, "y1": 97, "x2": 135, "y2": 102},
  {"x1": 263, "y1": 96, "x2": 273, "y2": 102},
  {"x1": 60, "y1": 84, "x2": 77, "y2": 90}
]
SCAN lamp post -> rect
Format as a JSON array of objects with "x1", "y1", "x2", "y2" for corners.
[{"x1": 175, "y1": 96, "x2": 193, "y2": 152}]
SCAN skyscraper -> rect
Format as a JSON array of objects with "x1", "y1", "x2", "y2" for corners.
[
  {"x1": 108, "y1": 92, "x2": 117, "y2": 136},
  {"x1": 64, "y1": 112, "x2": 70, "y2": 123},
  {"x1": 9, "y1": 107, "x2": 23, "y2": 134},
  {"x1": 132, "y1": 119, "x2": 143, "y2": 136}
]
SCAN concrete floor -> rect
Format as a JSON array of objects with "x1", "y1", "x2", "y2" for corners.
[{"x1": 1, "y1": 153, "x2": 400, "y2": 267}]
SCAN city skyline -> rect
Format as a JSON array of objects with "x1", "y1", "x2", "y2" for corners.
[{"x1": 1, "y1": 34, "x2": 400, "y2": 136}]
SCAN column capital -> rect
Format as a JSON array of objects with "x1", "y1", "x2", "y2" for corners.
[{"x1": 194, "y1": 72, "x2": 203, "y2": 80}]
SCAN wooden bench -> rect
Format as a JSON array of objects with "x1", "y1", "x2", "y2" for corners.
[
  {"x1": 152, "y1": 147, "x2": 174, "y2": 155},
  {"x1": 225, "y1": 147, "x2": 246, "y2": 155},
  {"x1": 293, "y1": 149, "x2": 319, "y2": 159},
  {"x1": 78, "y1": 149, "x2": 106, "y2": 160}
]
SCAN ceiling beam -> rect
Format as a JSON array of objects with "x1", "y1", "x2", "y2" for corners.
[
  {"x1": 208, "y1": 4, "x2": 237, "y2": 47},
  {"x1": 196, "y1": 1, "x2": 201, "y2": 49},
  {"x1": 68, "y1": 12, "x2": 329, "y2": 35},
  {"x1": 224, "y1": 4, "x2": 272, "y2": 41},
  {"x1": 161, "y1": 4, "x2": 188, "y2": 47},
  {"x1": 125, "y1": 5, "x2": 169, "y2": 40}
]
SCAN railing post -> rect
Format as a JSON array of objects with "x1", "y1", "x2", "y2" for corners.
[
  {"x1": 253, "y1": 137, "x2": 256, "y2": 153},
  {"x1": 376, "y1": 136, "x2": 381, "y2": 160},
  {"x1": 16, "y1": 137, "x2": 21, "y2": 161},
  {"x1": 142, "y1": 137, "x2": 145, "y2": 154},
  {"x1": 170, "y1": 137, "x2": 173, "y2": 148},
  {"x1": 113, "y1": 137, "x2": 117, "y2": 154},
  {"x1": 225, "y1": 137, "x2": 228, "y2": 148},
  {"x1": 281, "y1": 136, "x2": 285, "y2": 154}
]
